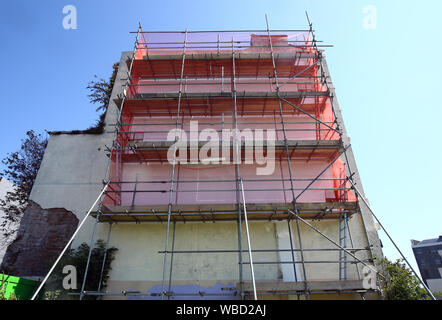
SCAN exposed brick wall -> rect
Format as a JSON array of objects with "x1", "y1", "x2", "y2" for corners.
[{"x1": 0, "y1": 200, "x2": 79, "y2": 277}]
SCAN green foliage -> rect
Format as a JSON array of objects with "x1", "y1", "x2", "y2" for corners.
[
  {"x1": 380, "y1": 257, "x2": 432, "y2": 300},
  {"x1": 0, "y1": 291, "x2": 17, "y2": 301},
  {"x1": 0, "y1": 130, "x2": 48, "y2": 235},
  {"x1": 45, "y1": 240, "x2": 117, "y2": 300},
  {"x1": 86, "y1": 63, "x2": 119, "y2": 133},
  {"x1": 0, "y1": 275, "x2": 18, "y2": 300},
  {"x1": 86, "y1": 63, "x2": 118, "y2": 112},
  {"x1": 43, "y1": 289, "x2": 64, "y2": 300}
]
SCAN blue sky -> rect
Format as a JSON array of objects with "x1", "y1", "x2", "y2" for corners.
[{"x1": 1, "y1": 0, "x2": 441, "y2": 275}]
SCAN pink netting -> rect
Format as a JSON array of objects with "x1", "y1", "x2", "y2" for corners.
[{"x1": 102, "y1": 30, "x2": 355, "y2": 210}]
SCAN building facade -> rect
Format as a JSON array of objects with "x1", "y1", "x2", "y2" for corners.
[
  {"x1": 412, "y1": 237, "x2": 442, "y2": 297},
  {"x1": 23, "y1": 24, "x2": 384, "y2": 300}
]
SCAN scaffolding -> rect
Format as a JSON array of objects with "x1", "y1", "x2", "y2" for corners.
[
  {"x1": 85, "y1": 17, "x2": 380, "y2": 300},
  {"x1": 34, "y1": 17, "x2": 406, "y2": 300}
]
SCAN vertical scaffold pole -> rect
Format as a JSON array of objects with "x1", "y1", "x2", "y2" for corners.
[
  {"x1": 288, "y1": 209, "x2": 380, "y2": 276},
  {"x1": 116, "y1": 25, "x2": 141, "y2": 140},
  {"x1": 287, "y1": 220, "x2": 301, "y2": 300},
  {"x1": 97, "y1": 222, "x2": 113, "y2": 294},
  {"x1": 305, "y1": 13, "x2": 341, "y2": 138},
  {"x1": 339, "y1": 213, "x2": 348, "y2": 280},
  {"x1": 93, "y1": 23, "x2": 141, "y2": 297},
  {"x1": 287, "y1": 220, "x2": 298, "y2": 282},
  {"x1": 232, "y1": 36, "x2": 244, "y2": 300},
  {"x1": 161, "y1": 29, "x2": 188, "y2": 300},
  {"x1": 80, "y1": 213, "x2": 101, "y2": 300},
  {"x1": 104, "y1": 24, "x2": 142, "y2": 187},
  {"x1": 266, "y1": 14, "x2": 309, "y2": 298},
  {"x1": 345, "y1": 217, "x2": 361, "y2": 280},
  {"x1": 167, "y1": 220, "x2": 177, "y2": 300}
]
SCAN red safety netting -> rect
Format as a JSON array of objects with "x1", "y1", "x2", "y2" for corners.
[
  {"x1": 100, "y1": 30, "x2": 355, "y2": 210},
  {"x1": 133, "y1": 31, "x2": 314, "y2": 57},
  {"x1": 102, "y1": 157, "x2": 357, "y2": 208},
  {"x1": 134, "y1": 32, "x2": 148, "y2": 60},
  {"x1": 102, "y1": 151, "x2": 122, "y2": 208},
  {"x1": 317, "y1": 98, "x2": 339, "y2": 140},
  {"x1": 331, "y1": 158, "x2": 357, "y2": 202}
]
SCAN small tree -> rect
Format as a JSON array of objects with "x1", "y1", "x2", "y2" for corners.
[
  {"x1": 380, "y1": 257, "x2": 433, "y2": 300},
  {"x1": 43, "y1": 240, "x2": 118, "y2": 300},
  {"x1": 0, "y1": 131, "x2": 48, "y2": 236},
  {"x1": 86, "y1": 63, "x2": 119, "y2": 131}
]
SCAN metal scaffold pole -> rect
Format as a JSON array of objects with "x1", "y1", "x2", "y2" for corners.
[
  {"x1": 306, "y1": 13, "x2": 342, "y2": 139},
  {"x1": 339, "y1": 213, "x2": 348, "y2": 280},
  {"x1": 168, "y1": 220, "x2": 177, "y2": 300},
  {"x1": 345, "y1": 216, "x2": 361, "y2": 280},
  {"x1": 160, "y1": 29, "x2": 188, "y2": 300},
  {"x1": 31, "y1": 181, "x2": 110, "y2": 300},
  {"x1": 266, "y1": 14, "x2": 308, "y2": 297},
  {"x1": 287, "y1": 220, "x2": 299, "y2": 283},
  {"x1": 103, "y1": 23, "x2": 142, "y2": 189},
  {"x1": 240, "y1": 178, "x2": 258, "y2": 300},
  {"x1": 232, "y1": 37, "x2": 245, "y2": 300},
  {"x1": 79, "y1": 213, "x2": 101, "y2": 300},
  {"x1": 97, "y1": 222, "x2": 113, "y2": 294},
  {"x1": 288, "y1": 210, "x2": 381, "y2": 278},
  {"x1": 348, "y1": 179, "x2": 436, "y2": 300}
]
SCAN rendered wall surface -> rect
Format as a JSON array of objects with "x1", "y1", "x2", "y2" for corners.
[
  {"x1": 28, "y1": 133, "x2": 113, "y2": 248},
  {"x1": 102, "y1": 218, "x2": 369, "y2": 299},
  {"x1": 27, "y1": 52, "x2": 129, "y2": 248}
]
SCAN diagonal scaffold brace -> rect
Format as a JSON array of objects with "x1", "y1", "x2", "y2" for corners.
[
  {"x1": 288, "y1": 209, "x2": 382, "y2": 281},
  {"x1": 240, "y1": 178, "x2": 258, "y2": 300},
  {"x1": 347, "y1": 179, "x2": 436, "y2": 300},
  {"x1": 30, "y1": 181, "x2": 110, "y2": 300}
]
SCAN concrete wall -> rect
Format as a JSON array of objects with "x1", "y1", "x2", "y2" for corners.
[
  {"x1": 320, "y1": 56, "x2": 384, "y2": 270},
  {"x1": 28, "y1": 133, "x2": 112, "y2": 248},
  {"x1": 102, "y1": 217, "x2": 369, "y2": 299},
  {"x1": 27, "y1": 52, "x2": 129, "y2": 247}
]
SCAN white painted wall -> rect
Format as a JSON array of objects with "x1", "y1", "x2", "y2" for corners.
[
  {"x1": 28, "y1": 133, "x2": 114, "y2": 247},
  {"x1": 28, "y1": 52, "x2": 129, "y2": 248},
  {"x1": 101, "y1": 217, "x2": 370, "y2": 297}
]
